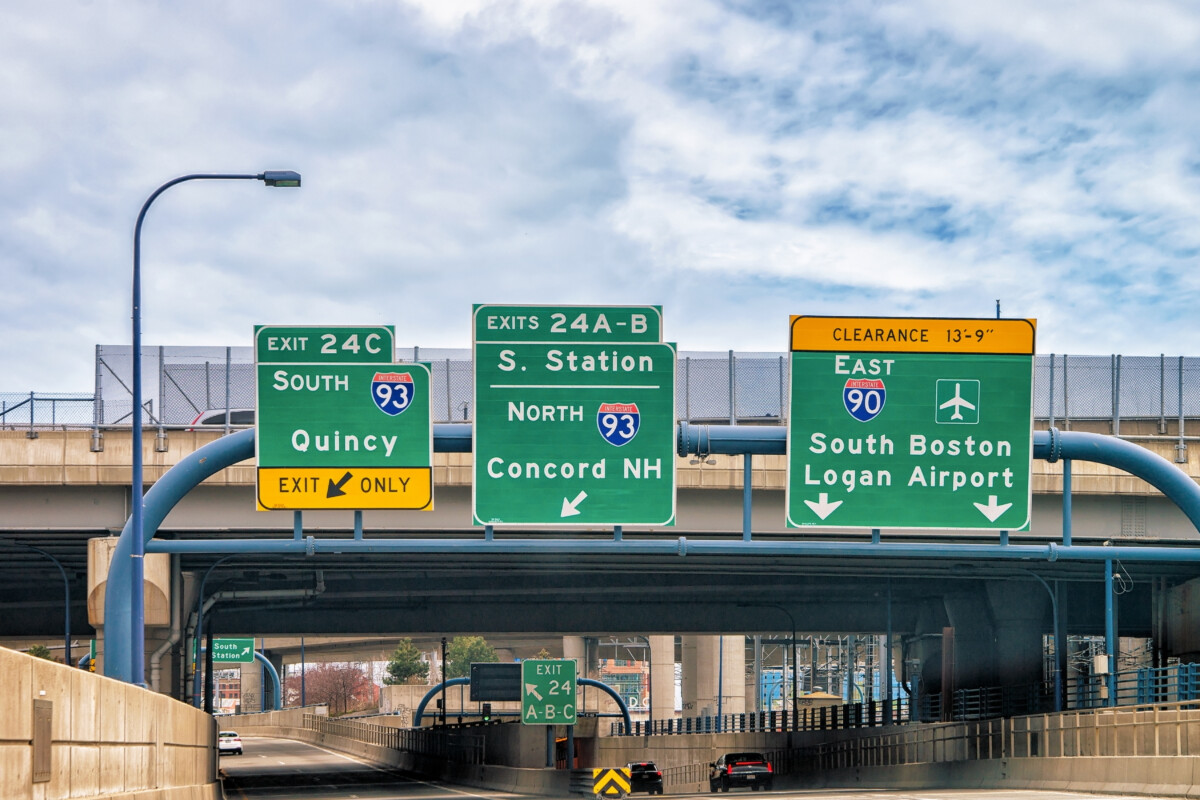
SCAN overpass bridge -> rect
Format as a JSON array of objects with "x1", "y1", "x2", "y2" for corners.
[{"x1": 5, "y1": 346, "x2": 1200, "y2": 798}]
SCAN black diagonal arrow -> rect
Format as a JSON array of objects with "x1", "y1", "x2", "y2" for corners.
[{"x1": 326, "y1": 471, "x2": 353, "y2": 498}]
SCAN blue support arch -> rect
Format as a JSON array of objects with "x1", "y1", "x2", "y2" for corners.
[
  {"x1": 106, "y1": 424, "x2": 1200, "y2": 684},
  {"x1": 411, "y1": 676, "x2": 633, "y2": 734}
]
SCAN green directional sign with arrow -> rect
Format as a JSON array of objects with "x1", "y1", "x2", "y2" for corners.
[
  {"x1": 473, "y1": 305, "x2": 676, "y2": 527},
  {"x1": 211, "y1": 638, "x2": 255, "y2": 663},
  {"x1": 255, "y1": 325, "x2": 433, "y2": 511},
  {"x1": 786, "y1": 316, "x2": 1036, "y2": 530},
  {"x1": 521, "y1": 658, "x2": 576, "y2": 725}
]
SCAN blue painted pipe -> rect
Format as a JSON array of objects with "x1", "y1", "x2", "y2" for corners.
[
  {"x1": 104, "y1": 429, "x2": 256, "y2": 681},
  {"x1": 412, "y1": 677, "x2": 470, "y2": 727},
  {"x1": 146, "y1": 536, "x2": 1200, "y2": 563}
]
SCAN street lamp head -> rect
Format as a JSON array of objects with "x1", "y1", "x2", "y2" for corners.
[{"x1": 260, "y1": 170, "x2": 302, "y2": 187}]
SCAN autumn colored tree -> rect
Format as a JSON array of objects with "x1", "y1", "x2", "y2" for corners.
[{"x1": 285, "y1": 662, "x2": 374, "y2": 716}]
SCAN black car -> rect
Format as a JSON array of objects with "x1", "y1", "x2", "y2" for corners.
[
  {"x1": 709, "y1": 752, "x2": 772, "y2": 792},
  {"x1": 627, "y1": 761, "x2": 664, "y2": 795}
]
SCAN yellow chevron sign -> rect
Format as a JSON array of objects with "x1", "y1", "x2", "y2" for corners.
[{"x1": 592, "y1": 767, "x2": 631, "y2": 797}]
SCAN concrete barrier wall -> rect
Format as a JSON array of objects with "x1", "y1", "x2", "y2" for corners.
[
  {"x1": 241, "y1": 724, "x2": 572, "y2": 796},
  {"x1": 793, "y1": 755, "x2": 1200, "y2": 797},
  {"x1": 0, "y1": 646, "x2": 221, "y2": 800}
]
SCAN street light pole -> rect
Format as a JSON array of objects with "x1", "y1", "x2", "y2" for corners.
[
  {"x1": 130, "y1": 171, "x2": 300, "y2": 685},
  {"x1": 769, "y1": 605, "x2": 798, "y2": 731},
  {"x1": 738, "y1": 602, "x2": 797, "y2": 730}
]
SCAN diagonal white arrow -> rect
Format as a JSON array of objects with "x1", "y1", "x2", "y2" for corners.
[
  {"x1": 974, "y1": 495, "x2": 1013, "y2": 522},
  {"x1": 804, "y1": 492, "x2": 843, "y2": 520},
  {"x1": 561, "y1": 491, "x2": 587, "y2": 517},
  {"x1": 525, "y1": 683, "x2": 543, "y2": 701}
]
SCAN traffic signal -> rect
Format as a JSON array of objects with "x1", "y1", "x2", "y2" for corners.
[{"x1": 481, "y1": 703, "x2": 492, "y2": 722}]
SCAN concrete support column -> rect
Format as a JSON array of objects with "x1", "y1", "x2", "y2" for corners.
[
  {"x1": 681, "y1": 635, "x2": 745, "y2": 719},
  {"x1": 240, "y1": 660, "x2": 262, "y2": 713},
  {"x1": 562, "y1": 636, "x2": 589, "y2": 712},
  {"x1": 680, "y1": 635, "x2": 701, "y2": 717},
  {"x1": 648, "y1": 635, "x2": 674, "y2": 723},
  {"x1": 943, "y1": 591, "x2": 996, "y2": 690},
  {"x1": 719, "y1": 635, "x2": 746, "y2": 715},
  {"x1": 987, "y1": 582, "x2": 1050, "y2": 687}
]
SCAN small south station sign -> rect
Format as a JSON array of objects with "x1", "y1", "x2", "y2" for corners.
[{"x1": 786, "y1": 316, "x2": 1036, "y2": 531}]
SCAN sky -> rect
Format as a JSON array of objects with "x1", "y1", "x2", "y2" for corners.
[{"x1": 4, "y1": 0, "x2": 1200, "y2": 392}]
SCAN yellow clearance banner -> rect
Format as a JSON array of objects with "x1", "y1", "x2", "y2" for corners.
[
  {"x1": 791, "y1": 316, "x2": 1036, "y2": 355},
  {"x1": 256, "y1": 467, "x2": 433, "y2": 511}
]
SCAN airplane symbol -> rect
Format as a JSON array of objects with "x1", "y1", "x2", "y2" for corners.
[{"x1": 938, "y1": 383, "x2": 976, "y2": 421}]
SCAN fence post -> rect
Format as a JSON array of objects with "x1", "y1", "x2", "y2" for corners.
[
  {"x1": 1178, "y1": 356, "x2": 1188, "y2": 464},
  {"x1": 1112, "y1": 354, "x2": 1121, "y2": 436},
  {"x1": 728, "y1": 350, "x2": 736, "y2": 424},
  {"x1": 224, "y1": 346, "x2": 232, "y2": 435}
]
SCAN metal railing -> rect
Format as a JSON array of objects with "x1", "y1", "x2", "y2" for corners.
[
  {"x1": 0, "y1": 392, "x2": 95, "y2": 433},
  {"x1": 74, "y1": 346, "x2": 1200, "y2": 432},
  {"x1": 611, "y1": 664, "x2": 1200, "y2": 740},
  {"x1": 800, "y1": 698, "x2": 1200, "y2": 770},
  {"x1": 612, "y1": 699, "x2": 911, "y2": 736},
  {"x1": 304, "y1": 713, "x2": 484, "y2": 765}
]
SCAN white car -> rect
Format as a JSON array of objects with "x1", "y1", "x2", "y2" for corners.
[{"x1": 218, "y1": 730, "x2": 242, "y2": 756}]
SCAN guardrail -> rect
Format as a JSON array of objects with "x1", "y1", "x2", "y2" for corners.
[
  {"x1": 612, "y1": 699, "x2": 911, "y2": 736},
  {"x1": 917, "y1": 664, "x2": 1200, "y2": 722},
  {"x1": 802, "y1": 698, "x2": 1200, "y2": 769},
  {"x1": 611, "y1": 665, "x2": 1200, "y2": 740}
]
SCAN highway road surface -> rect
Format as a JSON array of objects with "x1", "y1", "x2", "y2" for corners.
[{"x1": 219, "y1": 736, "x2": 1183, "y2": 800}]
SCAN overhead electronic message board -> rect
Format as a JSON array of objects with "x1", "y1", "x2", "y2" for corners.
[
  {"x1": 786, "y1": 316, "x2": 1036, "y2": 530},
  {"x1": 473, "y1": 305, "x2": 676, "y2": 527},
  {"x1": 255, "y1": 325, "x2": 434, "y2": 511}
]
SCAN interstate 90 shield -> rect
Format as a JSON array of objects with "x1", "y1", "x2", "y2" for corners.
[
  {"x1": 372, "y1": 372, "x2": 415, "y2": 416},
  {"x1": 843, "y1": 378, "x2": 885, "y2": 422},
  {"x1": 597, "y1": 402, "x2": 640, "y2": 446}
]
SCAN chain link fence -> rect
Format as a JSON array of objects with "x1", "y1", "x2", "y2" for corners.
[{"x1": 5, "y1": 347, "x2": 1200, "y2": 435}]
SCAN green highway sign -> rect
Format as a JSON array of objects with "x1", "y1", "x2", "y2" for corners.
[
  {"x1": 255, "y1": 325, "x2": 433, "y2": 511},
  {"x1": 521, "y1": 658, "x2": 576, "y2": 725},
  {"x1": 473, "y1": 305, "x2": 676, "y2": 527},
  {"x1": 255, "y1": 325, "x2": 395, "y2": 364},
  {"x1": 212, "y1": 638, "x2": 256, "y2": 663},
  {"x1": 786, "y1": 316, "x2": 1036, "y2": 530}
]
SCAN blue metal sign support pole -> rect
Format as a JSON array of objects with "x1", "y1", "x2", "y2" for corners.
[
  {"x1": 1106, "y1": 559, "x2": 1117, "y2": 707},
  {"x1": 884, "y1": 580, "x2": 893, "y2": 726},
  {"x1": 743, "y1": 456, "x2": 752, "y2": 542}
]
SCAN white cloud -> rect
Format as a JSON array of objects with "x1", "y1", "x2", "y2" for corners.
[{"x1": 2, "y1": 0, "x2": 1200, "y2": 389}]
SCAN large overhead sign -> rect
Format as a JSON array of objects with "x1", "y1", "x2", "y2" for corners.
[
  {"x1": 786, "y1": 316, "x2": 1036, "y2": 530},
  {"x1": 473, "y1": 305, "x2": 676, "y2": 527},
  {"x1": 255, "y1": 325, "x2": 434, "y2": 511}
]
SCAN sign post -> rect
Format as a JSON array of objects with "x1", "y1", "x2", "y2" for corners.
[
  {"x1": 786, "y1": 316, "x2": 1036, "y2": 530},
  {"x1": 521, "y1": 658, "x2": 576, "y2": 725},
  {"x1": 211, "y1": 638, "x2": 256, "y2": 663},
  {"x1": 255, "y1": 325, "x2": 434, "y2": 511},
  {"x1": 473, "y1": 305, "x2": 676, "y2": 526}
]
